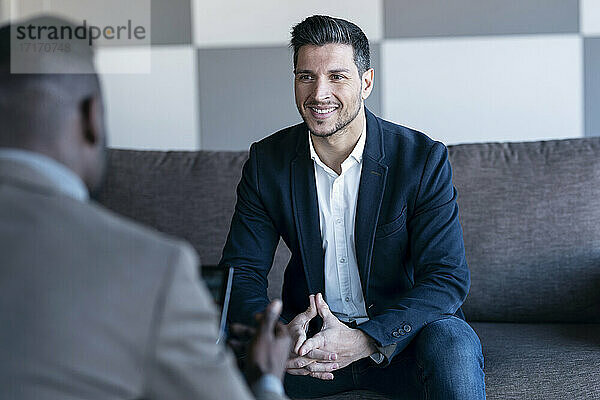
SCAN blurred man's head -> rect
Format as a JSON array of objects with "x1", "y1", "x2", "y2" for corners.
[{"x1": 0, "y1": 16, "x2": 106, "y2": 192}]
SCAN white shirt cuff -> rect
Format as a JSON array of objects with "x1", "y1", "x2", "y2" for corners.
[
  {"x1": 251, "y1": 373, "x2": 285, "y2": 396},
  {"x1": 370, "y1": 351, "x2": 385, "y2": 364}
]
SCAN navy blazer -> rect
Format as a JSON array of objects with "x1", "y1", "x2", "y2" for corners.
[{"x1": 220, "y1": 108, "x2": 470, "y2": 361}]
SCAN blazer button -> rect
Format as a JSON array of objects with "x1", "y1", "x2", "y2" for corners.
[
  {"x1": 403, "y1": 324, "x2": 412, "y2": 333},
  {"x1": 392, "y1": 331, "x2": 401, "y2": 338}
]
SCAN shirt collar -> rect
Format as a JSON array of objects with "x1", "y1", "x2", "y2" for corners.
[
  {"x1": 349, "y1": 122, "x2": 366, "y2": 164},
  {"x1": 0, "y1": 148, "x2": 89, "y2": 201}
]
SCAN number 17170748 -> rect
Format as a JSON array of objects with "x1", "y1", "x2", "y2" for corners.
[{"x1": 19, "y1": 42, "x2": 71, "y2": 53}]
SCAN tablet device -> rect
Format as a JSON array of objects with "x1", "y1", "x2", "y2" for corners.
[{"x1": 216, "y1": 265, "x2": 234, "y2": 345}]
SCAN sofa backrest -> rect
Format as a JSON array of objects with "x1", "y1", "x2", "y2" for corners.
[
  {"x1": 98, "y1": 137, "x2": 600, "y2": 323},
  {"x1": 450, "y1": 137, "x2": 600, "y2": 323},
  {"x1": 96, "y1": 149, "x2": 290, "y2": 301}
]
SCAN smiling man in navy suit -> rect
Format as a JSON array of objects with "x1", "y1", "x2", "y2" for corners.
[{"x1": 220, "y1": 15, "x2": 485, "y2": 400}]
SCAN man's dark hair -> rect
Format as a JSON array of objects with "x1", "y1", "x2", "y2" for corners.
[{"x1": 290, "y1": 15, "x2": 371, "y2": 75}]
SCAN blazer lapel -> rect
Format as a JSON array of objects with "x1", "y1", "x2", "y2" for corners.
[
  {"x1": 355, "y1": 109, "x2": 388, "y2": 301},
  {"x1": 291, "y1": 127, "x2": 325, "y2": 295}
]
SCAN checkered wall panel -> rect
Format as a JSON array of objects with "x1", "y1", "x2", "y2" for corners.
[{"x1": 2, "y1": 0, "x2": 600, "y2": 150}]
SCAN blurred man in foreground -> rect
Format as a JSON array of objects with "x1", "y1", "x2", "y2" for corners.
[{"x1": 0, "y1": 17, "x2": 290, "y2": 400}]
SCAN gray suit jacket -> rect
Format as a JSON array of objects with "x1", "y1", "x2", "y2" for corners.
[{"x1": 0, "y1": 158, "x2": 285, "y2": 400}]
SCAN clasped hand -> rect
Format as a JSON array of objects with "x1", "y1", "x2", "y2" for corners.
[{"x1": 285, "y1": 293, "x2": 376, "y2": 380}]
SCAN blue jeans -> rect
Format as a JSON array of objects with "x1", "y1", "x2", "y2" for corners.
[{"x1": 284, "y1": 316, "x2": 485, "y2": 399}]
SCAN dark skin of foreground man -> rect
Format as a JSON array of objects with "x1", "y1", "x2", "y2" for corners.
[
  {"x1": 0, "y1": 17, "x2": 290, "y2": 400},
  {"x1": 220, "y1": 15, "x2": 486, "y2": 399}
]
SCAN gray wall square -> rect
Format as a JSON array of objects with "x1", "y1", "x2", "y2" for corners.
[
  {"x1": 384, "y1": 0, "x2": 579, "y2": 38},
  {"x1": 198, "y1": 44, "x2": 382, "y2": 151},
  {"x1": 151, "y1": 0, "x2": 192, "y2": 45},
  {"x1": 198, "y1": 46, "x2": 300, "y2": 151},
  {"x1": 368, "y1": 43, "x2": 382, "y2": 119},
  {"x1": 585, "y1": 38, "x2": 600, "y2": 137}
]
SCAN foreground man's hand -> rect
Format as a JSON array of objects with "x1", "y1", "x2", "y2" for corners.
[
  {"x1": 246, "y1": 299, "x2": 292, "y2": 385},
  {"x1": 292, "y1": 293, "x2": 377, "y2": 380}
]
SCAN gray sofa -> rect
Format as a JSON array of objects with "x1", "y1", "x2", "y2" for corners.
[{"x1": 97, "y1": 137, "x2": 600, "y2": 400}]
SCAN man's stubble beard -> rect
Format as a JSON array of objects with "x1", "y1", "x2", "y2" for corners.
[{"x1": 299, "y1": 88, "x2": 363, "y2": 138}]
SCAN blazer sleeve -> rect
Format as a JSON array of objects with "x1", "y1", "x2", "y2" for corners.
[
  {"x1": 219, "y1": 143, "x2": 281, "y2": 325},
  {"x1": 357, "y1": 142, "x2": 470, "y2": 364},
  {"x1": 144, "y1": 242, "x2": 262, "y2": 400}
]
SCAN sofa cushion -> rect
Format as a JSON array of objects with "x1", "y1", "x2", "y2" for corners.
[
  {"x1": 295, "y1": 390, "x2": 391, "y2": 400},
  {"x1": 97, "y1": 149, "x2": 248, "y2": 265},
  {"x1": 294, "y1": 323, "x2": 600, "y2": 400},
  {"x1": 450, "y1": 137, "x2": 600, "y2": 322},
  {"x1": 470, "y1": 322, "x2": 600, "y2": 400}
]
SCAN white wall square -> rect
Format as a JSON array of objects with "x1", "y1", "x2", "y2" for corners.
[
  {"x1": 381, "y1": 35, "x2": 583, "y2": 144},
  {"x1": 0, "y1": 0, "x2": 9, "y2": 23},
  {"x1": 192, "y1": 0, "x2": 382, "y2": 47},
  {"x1": 98, "y1": 46, "x2": 200, "y2": 150},
  {"x1": 581, "y1": 0, "x2": 600, "y2": 36}
]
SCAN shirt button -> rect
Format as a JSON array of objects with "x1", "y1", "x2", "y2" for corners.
[
  {"x1": 403, "y1": 325, "x2": 412, "y2": 333},
  {"x1": 336, "y1": 218, "x2": 342, "y2": 224},
  {"x1": 392, "y1": 331, "x2": 401, "y2": 338},
  {"x1": 339, "y1": 257, "x2": 346, "y2": 263},
  {"x1": 345, "y1": 296, "x2": 350, "y2": 302}
]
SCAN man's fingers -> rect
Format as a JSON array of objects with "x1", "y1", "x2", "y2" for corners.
[
  {"x1": 286, "y1": 369, "x2": 335, "y2": 380},
  {"x1": 298, "y1": 333, "x2": 325, "y2": 356},
  {"x1": 253, "y1": 312, "x2": 264, "y2": 325},
  {"x1": 286, "y1": 356, "x2": 315, "y2": 369},
  {"x1": 286, "y1": 368, "x2": 311, "y2": 376},
  {"x1": 304, "y1": 362, "x2": 339, "y2": 373},
  {"x1": 227, "y1": 339, "x2": 246, "y2": 350},
  {"x1": 228, "y1": 323, "x2": 255, "y2": 339},
  {"x1": 305, "y1": 348, "x2": 338, "y2": 361},
  {"x1": 274, "y1": 321, "x2": 287, "y2": 335},
  {"x1": 315, "y1": 293, "x2": 336, "y2": 322},
  {"x1": 286, "y1": 349, "x2": 337, "y2": 369},
  {"x1": 301, "y1": 294, "x2": 317, "y2": 319},
  {"x1": 259, "y1": 299, "x2": 282, "y2": 335},
  {"x1": 274, "y1": 322, "x2": 291, "y2": 342},
  {"x1": 293, "y1": 334, "x2": 307, "y2": 354},
  {"x1": 309, "y1": 372, "x2": 335, "y2": 380}
]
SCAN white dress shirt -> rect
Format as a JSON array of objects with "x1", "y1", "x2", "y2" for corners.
[{"x1": 309, "y1": 128, "x2": 369, "y2": 325}]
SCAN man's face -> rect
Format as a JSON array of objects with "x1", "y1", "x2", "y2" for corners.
[{"x1": 294, "y1": 43, "x2": 366, "y2": 138}]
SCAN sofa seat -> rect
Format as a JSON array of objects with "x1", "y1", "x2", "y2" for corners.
[
  {"x1": 472, "y1": 322, "x2": 600, "y2": 400},
  {"x1": 297, "y1": 322, "x2": 600, "y2": 400}
]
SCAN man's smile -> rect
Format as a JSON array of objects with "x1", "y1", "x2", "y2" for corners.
[{"x1": 307, "y1": 104, "x2": 339, "y2": 119}]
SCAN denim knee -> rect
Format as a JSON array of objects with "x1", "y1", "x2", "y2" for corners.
[
  {"x1": 415, "y1": 316, "x2": 484, "y2": 374},
  {"x1": 414, "y1": 317, "x2": 485, "y2": 399}
]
